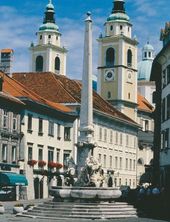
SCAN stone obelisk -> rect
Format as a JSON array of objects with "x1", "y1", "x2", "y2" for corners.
[{"x1": 77, "y1": 12, "x2": 95, "y2": 171}]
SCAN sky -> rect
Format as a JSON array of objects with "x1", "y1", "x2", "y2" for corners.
[{"x1": 0, "y1": 0, "x2": 169, "y2": 79}]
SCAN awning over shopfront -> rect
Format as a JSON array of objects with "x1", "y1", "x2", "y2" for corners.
[{"x1": 0, "y1": 172, "x2": 28, "y2": 186}]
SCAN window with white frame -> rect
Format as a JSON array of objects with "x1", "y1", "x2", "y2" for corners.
[
  {"x1": 38, "y1": 148, "x2": 43, "y2": 161},
  {"x1": 115, "y1": 156, "x2": 118, "y2": 169},
  {"x1": 27, "y1": 114, "x2": 32, "y2": 131},
  {"x1": 3, "y1": 110, "x2": 8, "y2": 128},
  {"x1": 99, "y1": 127, "x2": 102, "y2": 141},
  {"x1": 57, "y1": 124, "x2": 61, "y2": 139},
  {"x1": 48, "y1": 121, "x2": 54, "y2": 136},
  {"x1": 130, "y1": 159, "x2": 132, "y2": 170},
  {"x1": 38, "y1": 118, "x2": 43, "y2": 134},
  {"x1": 126, "y1": 135, "x2": 129, "y2": 146},
  {"x1": 109, "y1": 155, "x2": 112, "y2": 168},
  {"x1": 12, "y1": 113, "x2": 17, "y2": 130},
  {"x1": 133, "y1": 160, "x2": 136, "y2": 171},
  {"x1": 119, "y1": 157, "x2": 122, "y2": 169},
  {"x1": 120, "y1": 133, "x2": 123, "y2": 145},
  {"x1": 2, "y1": 144, "x2": 7, "y2": 162},
  {"x1": 57, "y1": 149, "x2": 60, "y2": 162},
  {"x1": 12, "y1": 146, "x2": 16, "y2": 162},
  {"x1": 28, "y1": 146, "x2": 33, "y2": 160},
  {"x1": 126, "y1": 158, "x2": 128, "y2": 170},
  {"x1": 115, "y1": 132, "x2": 118, "y2": 144},
  {"x1": 64, "y1": 127, "x2": 71, "y2": 141},
  {"x1": 104, "y1": 129, "x2": 107, "y2": 142},
  {"x1": 48, "y1": 148, "x2": 54, "y2": 162},
  {"x1": 110, "y1": 130, "x2": 113, "y2": 144}
]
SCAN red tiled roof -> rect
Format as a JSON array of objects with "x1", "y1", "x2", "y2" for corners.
[
  {"x1": 0, "y1": 72, "x2": 72, "y2": 113},
  {"x1": 137, "y1": 94, "x2": 154, "y2": 113},
  {"x1": 13, "y1": 72, "x2": 138, "y2": 125}
]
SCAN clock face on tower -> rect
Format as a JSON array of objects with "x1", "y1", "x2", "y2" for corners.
[
  {"x1": 104, "y1": 70, "x2": 114, "y2": 81},
  {"x1": 127, "y1": 71, "x2": 132, "y2": 83}
]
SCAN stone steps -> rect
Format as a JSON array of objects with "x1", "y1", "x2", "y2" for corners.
[{"x1": 18, "y1": 200, "x2": 138, "y2": 220}]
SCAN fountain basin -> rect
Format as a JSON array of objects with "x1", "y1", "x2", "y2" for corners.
[{"x1": 50, "y1": 186, "x2": 122, "y2": 201}]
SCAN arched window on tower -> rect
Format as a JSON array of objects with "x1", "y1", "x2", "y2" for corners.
[
  {"x1": 106, "y1": 48, "x2": 115, "y2": 67},
  {"x1": 36, "y1": 56, "x2": 43, "y2": 72},
  {"x1": 55, "y1": 56, "x2": 60, "y2": 72},
  {"x1": 127, "y1": 49, "x2": 132, "y2": 67}
]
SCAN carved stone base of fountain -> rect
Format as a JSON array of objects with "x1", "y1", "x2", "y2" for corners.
[{"x1": 49, "y1": 186, "x2": 122, "y2": 201}]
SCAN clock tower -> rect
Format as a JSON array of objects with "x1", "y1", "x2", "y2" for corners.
[{"x1": 97, "y1": 0, "x2": 138, "y2": 120}]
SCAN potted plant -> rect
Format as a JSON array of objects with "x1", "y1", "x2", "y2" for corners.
[
  {"x1": 13, "y1": 203, "x2": 24, "y2": 214},
  {"x1": 38, "y1": 160, "x2": 46, "y2": 168},
  {"x1": 0, "y1": 203, "x2": 5, "y2": 214},
  {"x1": 48, "y1": 161, "x2": 56, "y2": 169},
  {"x1": 27, "y1": 160, "x2": 37, "y2": 167},
  {"x1": 55, "y1": 162, "x2": 63, "y2": 170},
  {"x1": 48, "y1": 162, "x2": 63, "y2": 169}
]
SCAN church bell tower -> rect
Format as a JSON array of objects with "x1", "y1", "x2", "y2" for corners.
[
  {"x1": 30, "y1": 0, "x2": 67, "y2": 75},
  {"x1": 97, "y1": 0, "x2": 138, "y2": 120}
]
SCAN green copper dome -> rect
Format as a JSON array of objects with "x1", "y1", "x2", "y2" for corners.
[
  {"x1": 39, "y1": 23, "x2": 59, "y2": 32},
  {"x1": 143, "y1": 43, "x2": 154, "y2": 51},
  {"x1": 107, "y1": 0, "x2": 130, "y2": 22},
  {"x1": 46, "y1": 3, "x2": 54, "y2": 10},
  {"x1": 39, "y1": 0, "x2": 59, "y2": 32},
  {"x1": 138, "y1": 42, "x2": 154, "y2": 81},
  {"x1": 107, "y1": 12, "x2": 130, "y2": 22}
]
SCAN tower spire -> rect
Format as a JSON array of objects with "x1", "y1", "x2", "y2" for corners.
[
  {"x1": 112, "y1": 0, "x2": 125, "y2": 14},
  {"x1": 43, "y1": 0, "x2": 55, "y2": 24}
]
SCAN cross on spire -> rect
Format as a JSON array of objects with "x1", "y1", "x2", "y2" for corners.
[{"x1": 49, "y1": 0, "x2": 52, "y2": 4}]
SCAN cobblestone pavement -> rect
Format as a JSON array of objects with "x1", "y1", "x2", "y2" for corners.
[
  {"x1": 0, "y1": 199, "x2": 169, "y2": 222},
  {"x1": 0, "y1": 214, "x2": 169, "y2": 222}
]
